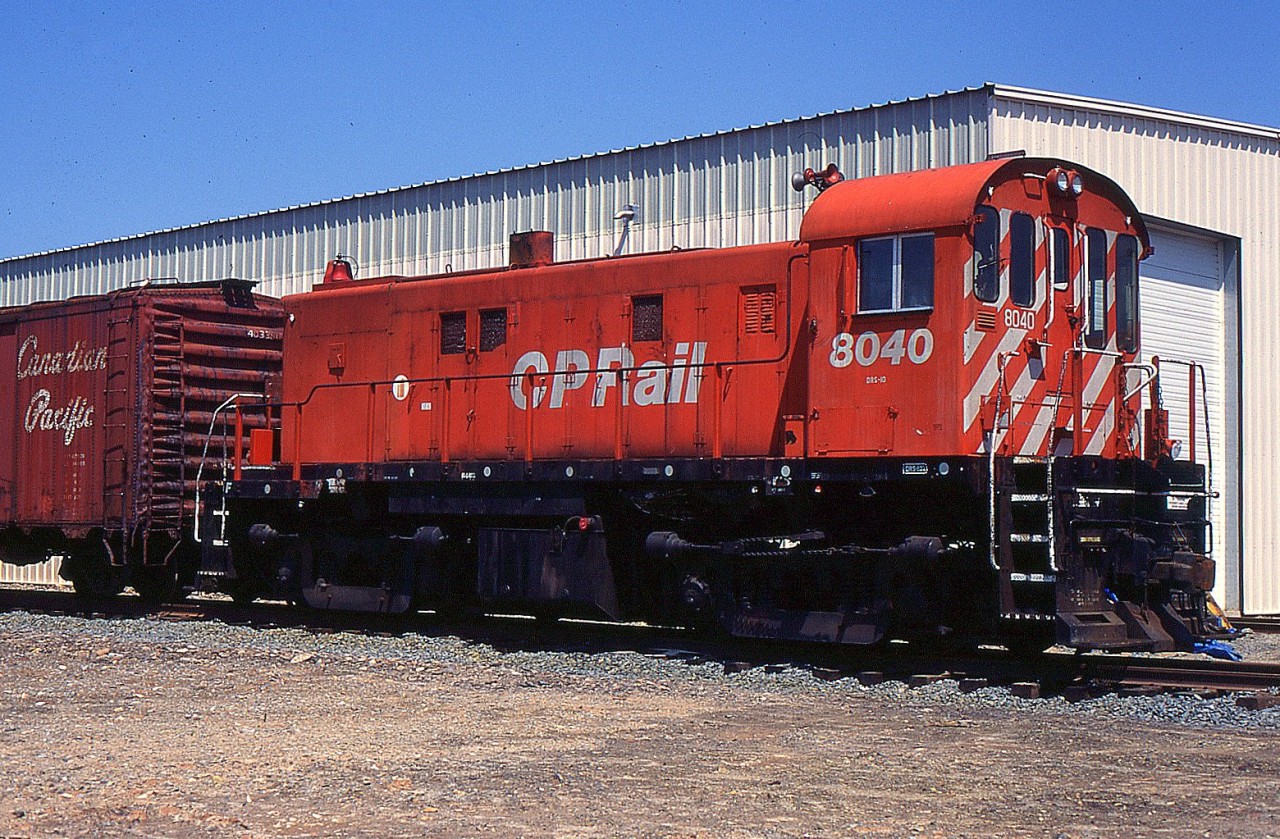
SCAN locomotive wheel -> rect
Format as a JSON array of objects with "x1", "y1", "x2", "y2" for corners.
[
  {"x1": 1001, "y1": 631, "x2": 1053, "y2": 657},
  {"x1": 225, "y1": 578, "x2": 259, "y2": 606},
  {"x1": 65, "y1": 554, "x2": 122, "y2": 602}
]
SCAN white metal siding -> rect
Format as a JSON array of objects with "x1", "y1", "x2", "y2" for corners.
[
  {"x1": 0, "y1": 90, "x2": 990, "y2": 304},
  {"x1": 1139, "y1": 225, "x2": 1231, "y2": 604},
  {"x1": 990, "y1": 89, "x2": 1278, "y2": 612}
]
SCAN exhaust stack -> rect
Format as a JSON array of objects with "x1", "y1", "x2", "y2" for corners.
[{"x1": 509, "y1": 231, "x2": 554, "y2": 268}]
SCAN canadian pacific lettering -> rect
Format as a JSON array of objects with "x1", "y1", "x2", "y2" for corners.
[
  {"x1": 16, "y1": 335, "x2": 108, "y2": 381},
  {"x1": 24, "y1": 389, "x2": 95, "y2": 446},
  {"x1": 15, "y1": 334, "x2": 104, "y2": 446}
]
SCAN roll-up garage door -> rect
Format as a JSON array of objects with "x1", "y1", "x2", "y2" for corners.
[{"x1": 1139, "y1": 223, "x2": 1233, "y2": 606}]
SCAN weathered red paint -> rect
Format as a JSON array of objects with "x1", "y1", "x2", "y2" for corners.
[
  {"x1": 277, "y1": 158, "x2": 1149, "y2": 471},
  {"x1": 0, "y1": 281, "x2": 285, "y2": 565}
]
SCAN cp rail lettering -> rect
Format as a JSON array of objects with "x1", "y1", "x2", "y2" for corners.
[{"x1": 509, "y1": 341, "x2": 709, "y2": 410}]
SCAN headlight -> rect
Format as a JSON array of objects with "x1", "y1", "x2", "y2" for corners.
[{"x1": 1070, "y1": 172, "x2": 1084, "y2": 196}]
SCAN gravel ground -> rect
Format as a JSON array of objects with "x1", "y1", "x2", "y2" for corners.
[{"x1": 1, "y1": 610, "x2": 1278, "y2": 838}]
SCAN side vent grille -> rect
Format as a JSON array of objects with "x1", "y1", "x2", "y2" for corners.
[
  {"x1": 742, "y1": 284, "x2": 777, "y2": 334},
  {"x1": 632, "y1": 295, "x2": 663, "y2": 343},
  {"x1": 440, "y1": 312, "x2": 467, "y2": 355},
  {"x1": 480, "y1": 308, "x2": 507, "y2": 352},
  {"x1": 976, "y1": 309, "x2": 998, "y2": 332}
]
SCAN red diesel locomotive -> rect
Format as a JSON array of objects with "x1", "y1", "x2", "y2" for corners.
[{"x1": 203, "y1": 156, "x2": 1216, "y2": 653}]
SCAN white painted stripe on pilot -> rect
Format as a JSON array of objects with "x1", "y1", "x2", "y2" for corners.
[
  {"x1": 962, "y1": 327, "x2": 1028, "y2": 432},
  {"x1": 1085, "y1": 403, "x2": 1116, "y2": 456},
  {"x1": 1019, "y1": 402, "x2": 1058, "y2": 457}
]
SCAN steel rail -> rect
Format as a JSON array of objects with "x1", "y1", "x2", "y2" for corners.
[
  {"x1": 1062, "y1": 653, "x2": 1280, "y2": 693},
  {"x1": 1233, "y1": 616, "x2": 1280, "y2": 634}
]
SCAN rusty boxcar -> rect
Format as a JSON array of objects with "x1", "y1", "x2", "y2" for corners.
[{"x1": 0, "y1": 280, "x2": 284, "y2": 598}]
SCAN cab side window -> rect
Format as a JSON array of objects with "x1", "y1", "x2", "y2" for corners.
[
  {"x1": 1084, "y1": 227, "x2": 1109, "y2": 350},
  {"x1": 858, "y1": 233, "x2": 934, "y2": 313},
  {"x1": 973, "y1": 206, "x2": 999, "y2": 303}
]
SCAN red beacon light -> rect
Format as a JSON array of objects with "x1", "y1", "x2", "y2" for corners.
[
  {"x1": 791, "y1": 163, "x2": 844, "y2": 193},
  {"x1": 1046, "y1": 167, "x2": 1085, "y2": 197},
  {"x1": 323, "y1": 254, "x2": 356, "y2": 283}
]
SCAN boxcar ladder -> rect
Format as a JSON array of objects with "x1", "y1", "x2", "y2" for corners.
[{"x1": 101, "y1": 309, "x2": 134, "y2": 565}]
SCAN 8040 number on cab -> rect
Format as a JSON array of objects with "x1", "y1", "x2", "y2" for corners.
[{"x1": 829, "y1": 328, "x2": 934, "y2": 369}]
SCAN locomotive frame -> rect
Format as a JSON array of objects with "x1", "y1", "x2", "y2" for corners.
[{"x1": 195, "y1": 157, "x2": 1220, "y2": 653}]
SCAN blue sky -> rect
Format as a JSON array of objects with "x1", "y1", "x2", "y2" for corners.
[{"x1": 1, "y1": 0, "x2": 1276, "y2": 259}]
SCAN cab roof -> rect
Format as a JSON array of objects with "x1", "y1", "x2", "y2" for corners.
[{"x1": 798, "y1": 157, "x2": 1149, "y2": 248}]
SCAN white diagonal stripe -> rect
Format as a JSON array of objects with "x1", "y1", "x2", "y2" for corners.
[{"x1": 963, "y1": 328, "x2": 1027, "y2": 431}]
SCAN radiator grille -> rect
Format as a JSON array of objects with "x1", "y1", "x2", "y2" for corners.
[{"x1": 632, "y1": 295, "x2": 663, "y2": 342}]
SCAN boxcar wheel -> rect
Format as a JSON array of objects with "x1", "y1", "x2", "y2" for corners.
[
  {"x1": 132, "y1": 567, "x2": 179, "y2": 604},
  {"x1": 65, "y1": 554, "x2": 122, "y2": 602}
]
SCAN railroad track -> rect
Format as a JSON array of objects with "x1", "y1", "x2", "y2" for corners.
[
  {"x1": 1065, "y1": 653, "x2": 1280, "y2": 693},
  {"x1": 1233, "y1": 615, "x2": 1280, "y2": 634},
  {"x1": 3, "y1": 587, "x2": 1279, "y2": 701}
]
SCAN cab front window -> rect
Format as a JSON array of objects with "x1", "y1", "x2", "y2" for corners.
[
  {"x1": 1115, "y1": 234, "x2": 1139, "y2": 353},
  {"x1": 1010, "y1": 212, "x2": 1035, "y2": 307},
  {"x1": 1084, "y1": 227, "x2": 1109, "y2": 350}
]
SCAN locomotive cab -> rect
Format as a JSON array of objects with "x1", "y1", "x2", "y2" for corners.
[{"x1": 799, "y1": 158, "x2": 1214, "y2": 651}]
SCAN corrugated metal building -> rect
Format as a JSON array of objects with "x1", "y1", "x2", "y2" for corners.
[{"x1": 2, "y1": 83, "x2": 1278, "y2": 613}]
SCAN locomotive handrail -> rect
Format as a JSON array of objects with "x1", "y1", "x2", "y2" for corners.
[
  {"x1": 1065, "y1": 345, "x2": 1126, "y2": 457},
  {"x1": 1151, "y1": 355, "x2": 1214, "y2": 557},
  {"x1": 193, "y1": 392, "x2": 271, "y2": 545},
  {"x1": 1153, "y1": 357, "x2": 1212, "y2": 467},
  {"x1": 1070, "y1": 346, "x2": 1124, "y2": 358},
  {"x1": 986, "y1": 350, "x2": 1018, "y2": 571},
  {"x1": 1122, "y1": 363, "x2": 1158, "y2": 401}
]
